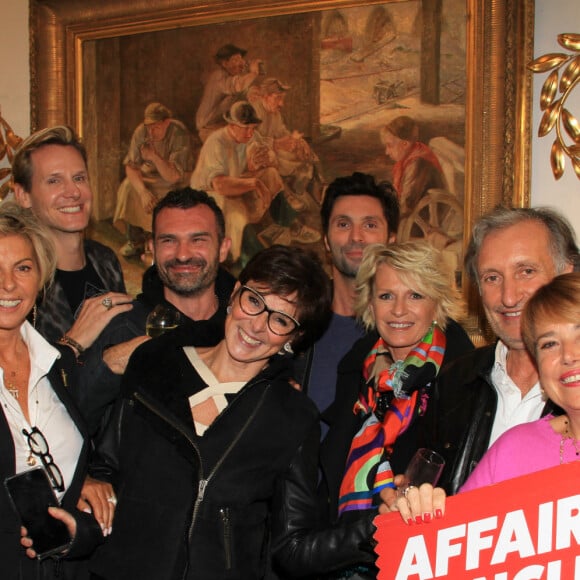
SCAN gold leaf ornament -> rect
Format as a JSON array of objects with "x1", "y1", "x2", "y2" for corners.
[
  {"x1": 540, "y1": 70, "x2": 559, "y2": 110},
  {"x1": 560, "y1": 56, "x2": 580, "y2": 92},
  {"x1": 558, "y1": 33, "x2": 580, "y2": 52},
  {"x1": 529, "y1": 33, "x2": 580, "y2": 180},
  {"x1": 551, "y1": 139, "x2": 565, "y2": 180},
  {"x1": 562, "y1": 109, "x2": 580, "y2": 143},
  {"x1": 572, "y1": 157, "x2": 580, "y2": 179},
  {"x1": 0, "y1": 111, "x2": 23, "y2": 199},
  {"x1": 538, "y1": 100, "x2": 561, "y2": 137},
  {"x1": 528, "y1": 53, "x2": 569, "y2": 72}
]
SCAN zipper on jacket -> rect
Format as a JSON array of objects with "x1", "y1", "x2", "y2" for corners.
[
  {"x1": 133, "y1": 382, "x2": 270, "y2": 578},
  {"x1": 186, "y1": 383, "x2": 270, "y2": 541},
  {"x1": 220, "y1": 507, "x2": 232, "y2": 570}
]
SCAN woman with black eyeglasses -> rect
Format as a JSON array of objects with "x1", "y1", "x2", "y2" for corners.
[
  {"x1": 0, "y1": 202, "x2": 102, "y2": 579},
  {"x1": 85, "y1": 244, "x2": 335, "y2": 579}
]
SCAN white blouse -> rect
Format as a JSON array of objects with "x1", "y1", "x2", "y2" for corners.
[{"x1": 0, "y1": 321, "x2": 83, "y2": 500}]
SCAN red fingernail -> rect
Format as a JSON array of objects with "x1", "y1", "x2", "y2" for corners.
[
  {"x1": 415, "y1": 516, "x2": 422, "y2": 524},
  {"x1": 423, "y1": 512, "x2": 432, "y2": 523},
  {"x1": 435, "y1": 509, "x2": 443, "y2": 519},
  {"x1": 406, "y1": 518, "x2": 413, "y2": 525}
]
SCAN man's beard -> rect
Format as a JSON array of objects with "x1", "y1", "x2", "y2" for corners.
[
  {"x1": 157, "y1": 256, "x2": 219, "y2": 297},
  {"x1": 330, "y1": 243, "x2": 365, "y2": 279}
]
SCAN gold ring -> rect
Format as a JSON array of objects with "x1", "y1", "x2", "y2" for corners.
[{"x1": 107, "y1": 496, "x2": 117, "y2": 505}]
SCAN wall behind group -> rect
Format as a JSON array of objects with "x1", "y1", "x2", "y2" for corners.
[{"x1": 0, "y1": 0, "x2": 578, "y2": 233}]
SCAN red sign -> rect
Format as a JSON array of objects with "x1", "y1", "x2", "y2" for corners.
[{"x1": 374, "y1": 461, "x2": 580, "y2": 579}]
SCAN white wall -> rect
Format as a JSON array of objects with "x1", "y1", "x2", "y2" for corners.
[
  {"x1": 531, "y1": 1, "x2": 580, "y2": 235},
  {"x1": 0, "y1": 0, "x2": 578, "y2": 234},
  {"x1": 0, "y1": 0, "x2": 29, "y2": 139}
]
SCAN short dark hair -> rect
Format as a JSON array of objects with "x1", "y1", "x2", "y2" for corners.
[
  {"x1": 320, "y1": 172, "x2": 400, "y2": 236},
  {"x1": 238, "y1": 245, "x2": 332, "y2": 352},
  {"x1": 464, "y1": 205, "x2": 579, "y2": 284},
  {"x1": 521, "y1": 272, "x2": 580, "y2": 355},
  {"x1": 152, "y1": 187, "x2": 226, "y2": 242},
  {"x1": 215, "y1": 44, "x2": 247, "y2": 63},
  {"x1": 12, "y1": 126, "x2": 88, "y2": 193}
]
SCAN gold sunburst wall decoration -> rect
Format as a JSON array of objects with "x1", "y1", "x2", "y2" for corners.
[{"x1": 528, "y1": 33, "x2": 580, "y2": 180}]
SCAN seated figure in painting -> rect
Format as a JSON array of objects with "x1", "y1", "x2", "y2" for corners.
[
  {"x1": 248, "y1": 77, "x2": 323, "y2": 211},
  {"x1": 190, "y1": 101, "x2": 319, "y2": 270},
  {"x1": 114, "y1": 102, "x2": 194, "y2": 258},
  {"x1": 380, "y1": 115, "x2": 447, "y2": 217}
]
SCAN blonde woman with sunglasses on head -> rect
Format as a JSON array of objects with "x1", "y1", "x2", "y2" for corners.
[{"x1": 0, "y1": 202, "x2": 103, "y2": 579}]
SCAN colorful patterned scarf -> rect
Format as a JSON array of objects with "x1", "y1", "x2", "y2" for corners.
[{"x1": 338, "y1": 324, "x2": 446, "y2": 515}]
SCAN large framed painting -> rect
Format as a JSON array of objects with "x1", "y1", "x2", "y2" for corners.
[{"x1": 29, "y1": 0, "x2": 534, "y2": 341}]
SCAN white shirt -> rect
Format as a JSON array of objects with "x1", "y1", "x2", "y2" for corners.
[
  {"x1": 0, "y1": 321, "x2": 83, "y2": 500},
  {"x1": 184, "y1": 347, "x2": 245, "y2": 436},
  {"x1": 488, "y1": 340, "x2": 546, "y2": 446}
]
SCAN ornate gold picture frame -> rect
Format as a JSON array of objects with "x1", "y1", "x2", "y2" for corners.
[{"x1": 29, "y1": 0, "x2": 534, "y2": 340}]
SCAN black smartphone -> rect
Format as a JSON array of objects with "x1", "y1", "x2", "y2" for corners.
[{"x1": 4, "y1": 467, "x2": 71, "y2": 559}]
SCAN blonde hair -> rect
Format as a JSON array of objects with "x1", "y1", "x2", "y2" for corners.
[
  {"x1": 354, "y1": 241, "x2": 461, "y2": 331},
  {"x1": 521, "y1": 272, "x2": 580, "y2": 356},
  {"x1": 0, "y1": 201, "x2": 57, "y2": 290},
  {"x1": 12, "y1": 126, "x2": 87, "y2": 193}
]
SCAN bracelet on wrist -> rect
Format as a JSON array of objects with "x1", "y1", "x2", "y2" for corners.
[{"x1": 59, "y1": 334, "x2": 86, "y2": 356}]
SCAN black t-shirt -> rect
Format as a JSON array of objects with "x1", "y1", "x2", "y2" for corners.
[{"x1": 56, "y1": 261, "x2": 107, "y2": 318}]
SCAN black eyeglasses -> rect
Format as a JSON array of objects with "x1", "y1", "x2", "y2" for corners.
[
  {"x1": 22, "y1": 427, "x2": 65, "y2": 492},
  {"x1": 237, "y1": 286, "x2": 300, "y2": 336}
]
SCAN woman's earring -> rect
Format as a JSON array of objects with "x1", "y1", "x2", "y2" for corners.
[
  {"x1": 283, "y1": 342, "x2": 294, "y2": 355},
  {"x1": 226, "y1": 305, "x2": 232, "y2": 315},
  {"x1": 33, "y1": 303, "x2": 38, "y2": 328}
]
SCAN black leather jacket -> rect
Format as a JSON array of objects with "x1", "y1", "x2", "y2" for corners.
[
  {"x1": 421, "y1": 343, "x2": 562, "y2": 495},
  {"x1": 89, "y1": 329, "x2": 375, "y2": 580}
]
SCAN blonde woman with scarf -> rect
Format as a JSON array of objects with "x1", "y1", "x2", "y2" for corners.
[{"x1": 318, "y1": 241, "x2": 473, "y2": 579}]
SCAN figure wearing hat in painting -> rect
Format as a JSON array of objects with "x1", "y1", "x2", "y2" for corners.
[
  {"x1": 191, "y1": 101, "x2": 319, "y2": 270},
  {"x1": 114, "y1": 102, "x2": 194, "y2": 258},
  {"x1": 195, "y1": 43, "x2": 264, "y2": 143},
  {"x1": 249, "y1": 77, "x2": 324, "y2": 211}
]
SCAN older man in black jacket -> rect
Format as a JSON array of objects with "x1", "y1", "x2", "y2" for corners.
[{"x1": 420, "y1": 206, "x2": 577, "y2": 494}]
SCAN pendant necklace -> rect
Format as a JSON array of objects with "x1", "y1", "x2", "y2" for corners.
[
  {"x1": 1, "y1": 339, "x2": 26, "y2": 400},
  {"x1": 1, "y1": 348, "x2": 39, "y2": 466},
  {"x1": 1, "y1": 362, "x2": 19, "y2": 400},
  {"x1": 559, "y1": 418, "x2": 580, "y2": 464}
]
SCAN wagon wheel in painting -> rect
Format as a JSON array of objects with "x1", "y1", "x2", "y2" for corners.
[{"x1": 397, "y1": 188, "x2": 464, "y2": 250}]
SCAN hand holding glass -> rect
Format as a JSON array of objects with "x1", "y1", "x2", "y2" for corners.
[
  {"x1": 398, "y1": 448, "x2": 445, "y2": 495},
  {"x1": 145, "y1": 305, "x2": 180, "y2": 338}
]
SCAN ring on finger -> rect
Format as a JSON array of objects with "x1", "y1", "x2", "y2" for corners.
[
  {"x1": 107, "y1": 496, "x2": 117, "y2": 505},
  {"x1": 404, "y1": 485, "x2": 416, "y2": 498},
  {"x1": 102, "y1": 297, "x2": 113, "y2": 310}
]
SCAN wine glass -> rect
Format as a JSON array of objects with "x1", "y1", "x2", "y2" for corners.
[
  {"x1": 398, "y1": 448, "x2": 445, "y2": 495},
  {"x1": 145, "y1": 304, "x2": 181, "y2": 338}
]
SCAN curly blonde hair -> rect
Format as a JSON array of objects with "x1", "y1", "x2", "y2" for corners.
[{"x1": 354, "y1": 241, "x2": 462, "y2": 331}]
